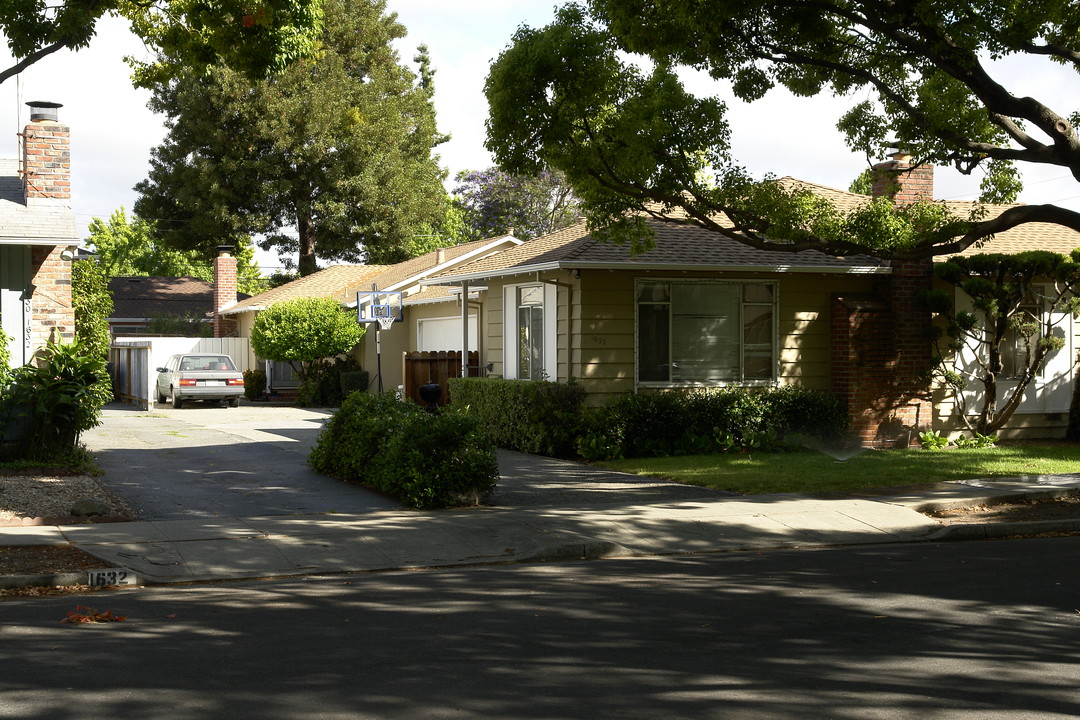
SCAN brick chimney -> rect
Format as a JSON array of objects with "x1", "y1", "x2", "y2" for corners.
[
  {"x1": 21, "y1": 101, "x2": 70, "y2": 206},
  {"x1": 834, "y1": 148, "x2": 934, "y2": 446},
  {"x1": 213, "y1": 245, "x2": 239, "y2": 337},
  {"x1": 871, "y1": 150, "x2": 934, "y2": 204}
]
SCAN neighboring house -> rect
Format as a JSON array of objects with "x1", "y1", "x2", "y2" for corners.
[
  {"x1": 220, "y1": 235, "x2": 523, "y2": 392},
  {"x1": 0, "y1": 102, "x2": 79, "y2": 367},
  {"x1": 107, "y1": 275, "x2": 250, "y2": 337},
  {"x1": 415, "y1": 154, "x2": 1080, "y2": 445}
]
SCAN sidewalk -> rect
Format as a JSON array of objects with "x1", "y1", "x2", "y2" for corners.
[{"x1": 3, "y1": 457, "x2": 1079, "y2": 587}]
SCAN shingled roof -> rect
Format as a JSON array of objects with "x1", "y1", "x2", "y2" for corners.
[
  {"x1": 426, "y1": 179, "x2": 1080, "y2": 286},
  {"x1": 109, "y1": 276, "x2": 250, "y2": 320},
  {"x1": 780, "y1": 177, "x2": 1080, "y2": 257},
  {"x1": 0, "y1": 159, "x2": 78, "y2": 245},
  {"x1": 221, "y1": 264, "x2": 389, "y2": 315}
]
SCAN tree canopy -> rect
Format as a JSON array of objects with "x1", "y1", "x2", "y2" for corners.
[
  {"x1": 484, "y1": 1, "x2": 1080, "y2": 259},
  {"x1": 85, "y1": 208, "x2": 265, "y2": 294},
  {"x1": 0, "y1": 0, "x2": 323, "y2": 87},
  {"x1": 250, "y1": 297, "x2": 364, "y2": 381},
  {"x1": 134, "y1": 0, "x2": 447, "y2": 276},
  {"x1": 452, "y1": 168, "x2": 579, "y2": 241}
]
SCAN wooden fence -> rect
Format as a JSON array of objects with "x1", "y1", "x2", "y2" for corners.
[{"x1": 402, "y1": 351, "x2": 480, "y2": 407}]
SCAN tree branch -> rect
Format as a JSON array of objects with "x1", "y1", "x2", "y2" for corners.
[{"x1": 0, "y1": 39, "x2": 71, "y2": 86}]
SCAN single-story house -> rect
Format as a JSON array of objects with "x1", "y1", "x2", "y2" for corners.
[
  {"x1": 107, "y1": 274, "x2": 250, "y2": 337},
  {"x1": 217, "y1": 233, "x2": 523, "y2": 392},
  {"x1": 409, "y1": 154, "x2": 1079, "y2": 445},
  {"x1": 0, "y1": 102, "x2": 80, "y2": 368}
]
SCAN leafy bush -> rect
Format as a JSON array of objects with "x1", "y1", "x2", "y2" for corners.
[
  {"x1": 918, "y1": 429, "x2": 951, "y2": 450},
  {"x1": 448, "y1": 377, "x2": 587, "y2": 457},
  {"x1": 298, "y1": 356, "x2": 363, "y2": 407},
  {"x1": 243, "y1": 369, "x2": 267, "y2": 400},
  {"x1": 309, "y1": 391, "x2": 497, "y2": 509},
  {"x1": 339, "y1": 370, "x2": 369, "y2": 397},
  {"x1": 583, "y1": 387, "x2": 849, "y2": 459},
  {"x1": 0, "y1": 337, "x2": 111, "y2": 459}
]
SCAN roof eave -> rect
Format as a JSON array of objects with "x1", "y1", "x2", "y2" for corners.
[{"x1": 423, "y1": 259, "x2": 890, "y2": 285}]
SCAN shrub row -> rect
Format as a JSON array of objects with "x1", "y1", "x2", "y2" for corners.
[
  {"x1": 576, "y1": 387, "x2": 850, "y2": 460},
  {"x1": 448, "y1": 378, "x2": 848, "y2": 461},
  {"x1": 309, "y1": 391, "x2": 498, "y2": 509},
  {"x1": 448, "y1": 377, "x2": 587, "y2": 457}
]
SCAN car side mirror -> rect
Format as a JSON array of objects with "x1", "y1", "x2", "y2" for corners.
[{"x1": 156, "y1": 367, "x2": 168, "y2": 373}]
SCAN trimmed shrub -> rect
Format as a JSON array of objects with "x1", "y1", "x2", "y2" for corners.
[
  {"x1": 309, "y1": 391, "x2": 497, "y2": 509},
  {"x1": 299, "y1": 356, "x2": 363, "y2": 407},
  {"x1": 580, "y1": 387, "x2": 849, "y2": 459},
  {"x1": 339, "y1": 370, "x2": 370, "y2": 398},
  {"x1": 243, "y1": 369, "x2": 267, "y2": 401},
  {"x1": 448, "y1": 377, "x2": 587, "y2": 457}
]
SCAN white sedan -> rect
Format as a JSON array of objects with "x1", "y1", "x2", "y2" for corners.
[{"x1": 156, "y1": 353, "x2": 245, "y2": 408}]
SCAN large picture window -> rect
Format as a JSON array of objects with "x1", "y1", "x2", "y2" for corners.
[{"x1": 637, "y1": 280, "x2": 776, "y2": 385}]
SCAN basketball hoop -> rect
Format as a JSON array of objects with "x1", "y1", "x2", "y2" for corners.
[{"x1": 376, "y1": 316, "x2": 395, "y2": 331}]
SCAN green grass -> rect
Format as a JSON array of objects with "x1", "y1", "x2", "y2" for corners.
[{"x1": 598, "y1": 444, "x2": 1080, "y2": 495}]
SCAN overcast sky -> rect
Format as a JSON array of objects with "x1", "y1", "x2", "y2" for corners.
[{"x1": 1, "y1": 0, "x2": 1078, "y2": 272}]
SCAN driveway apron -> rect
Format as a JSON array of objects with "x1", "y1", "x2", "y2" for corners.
[{"x1": 82, "y1": 404, "x2": 402, "y2": 519}]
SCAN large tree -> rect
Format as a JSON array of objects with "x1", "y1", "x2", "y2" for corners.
[
  {"x1": 484, "y1": 2, "x2": 1080, "y2": 259},
  {"x1": 85, "y1": 208, "x2": 266, "y2": 294},
  {"x1": 135, "y1": 0, "x2": 446, "y2": 276},
  {"x1": 0, "y1": 0, "x2": 323, "y2": 87},
  {"x1": 452, "y1": 168, "x2": 579, "y2": 241}
]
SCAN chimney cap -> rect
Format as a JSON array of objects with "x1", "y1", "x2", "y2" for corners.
[
  {"x1": 216, "y1": 244, "x2": 235, "y2": 256},
  {"x1": 26, "y1": 101, "x2": 62, "y2": 122}
]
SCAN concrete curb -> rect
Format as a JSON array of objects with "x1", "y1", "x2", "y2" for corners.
[
  {"x1": 0, "y1": 571, "x2": 92, "y2": 590},
  {"x1": 928, "y1": 518, "x2": 1080, "y2": 541}
]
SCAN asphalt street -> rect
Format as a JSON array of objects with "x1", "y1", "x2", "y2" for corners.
[{"x1": 2, "y1": 537, "x2": 1078, "y2": 719}]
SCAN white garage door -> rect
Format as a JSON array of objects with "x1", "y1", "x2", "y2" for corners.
[{"x1": 417, "y1": 316, "x2": 478, "y2": 352}]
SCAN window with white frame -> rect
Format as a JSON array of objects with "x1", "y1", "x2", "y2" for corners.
[
  {"x1": 636, "y1": 280, "x2": 776, "y2": 384},
  {"x1": 1000, "y1": 293, "x2": 1043, "y2": 379},
  {"x1": 503, "y1": 283, "x2": 557, "y2": 380}
]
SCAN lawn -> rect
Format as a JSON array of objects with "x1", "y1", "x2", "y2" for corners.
[{"x1": 598, "y1": 443, "x2": 1080, "y2": 495}]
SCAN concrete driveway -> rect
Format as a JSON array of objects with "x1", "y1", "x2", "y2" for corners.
[{"x1": 82, "y1": 403, "x2": 403, "y2": 520}]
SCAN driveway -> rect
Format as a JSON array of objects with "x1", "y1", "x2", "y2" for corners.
[{"x1": 82, "y1": 403, "x2": 403, "y2": 520}]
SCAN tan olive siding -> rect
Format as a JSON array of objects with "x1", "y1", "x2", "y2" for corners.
[
  {"x1": 235, "y1": 312, "x2": 258, "y2": 369},
  {"x1": 483, "y1": 281, "x2": 504, "y2": 377},
  {"x1": 572, "y1": 270, "x2": 877, "y2": 405}
]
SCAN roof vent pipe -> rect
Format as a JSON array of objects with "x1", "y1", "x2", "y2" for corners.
[{"x1": 26, "y1": 101, "x2": 62, "y2": 122}]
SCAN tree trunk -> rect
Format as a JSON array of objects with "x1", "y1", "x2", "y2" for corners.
[
  {"x1": 296, "y1": 195, "x2": 317, "y2": 276},
  {"x1": 1067, "y1": 365, "x2": 1080, "y2": 441}
]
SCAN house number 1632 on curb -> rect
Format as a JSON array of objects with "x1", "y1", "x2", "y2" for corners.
[{"x1": 87, "y1": 569, "x2": 138, "y2": 587}]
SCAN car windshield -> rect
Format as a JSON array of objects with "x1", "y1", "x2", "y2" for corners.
[{"x1": 180, "y1": 356, "x2": 236, "y2": 371}]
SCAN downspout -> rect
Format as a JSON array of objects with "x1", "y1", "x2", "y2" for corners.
[{"x1": 461, "y1": 281, "x2": 470, "y2": 377}]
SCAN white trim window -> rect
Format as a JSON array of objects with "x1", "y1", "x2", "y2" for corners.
[
  {"x1": 636, "y1": 279, "x2": 777, "y2": 385},
  {"x1": 503, "y1": 283, "x2": 557, "y2": 380}
]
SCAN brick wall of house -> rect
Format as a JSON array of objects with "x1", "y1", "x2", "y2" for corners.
[{"x1": 29, "y1": 245, "x2": 75, "y2": 350}]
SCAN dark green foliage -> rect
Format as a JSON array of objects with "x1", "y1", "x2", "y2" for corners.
[
  {"x1": 243, "y1": 369, "x2": 267, "y2": 401},
  {"x1": 71, "y1": 260, "x2": 113, "y2": 360},
  {"x1": 448, "y1": 377, "x2": 588, "y2": 457},
  {"x1": 309, "y1": 392, "x2": 498, "y2": 509},
  {"x1": 579, "y1": 387, "x2": 849, "y2": 460},
  {"x1": 298, "y1": 357, "x2": 364, "y2": 407},
  {"x1": 339, "y1": 370, "x2": 370, "y2": 398},
  {"x1": 0, "y1": 338, "x2": 111, "y2": 460}
]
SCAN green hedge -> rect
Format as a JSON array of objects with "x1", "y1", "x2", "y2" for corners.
[
  {"x1": 578, "y1": 387, "x2": 850, "y2": 460},
  {"x1": 448, "y1": 377, "x2": 587, "y2": 457},
  {"x1": 309, "y1": 391, "x2": 498, "y2": 509}
]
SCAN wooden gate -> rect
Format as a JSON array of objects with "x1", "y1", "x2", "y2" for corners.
[{"x1": 402, "y1": 351, "x2": 480, "y2": 407}]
